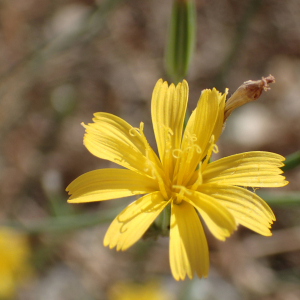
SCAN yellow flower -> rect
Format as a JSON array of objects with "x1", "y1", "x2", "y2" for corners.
[
  {"x1": 0, "y1": 228, "x2": 32, "y2": 299},
  {"x1": 108, "y1": 280, "x2": 171, "y2": 300},
  {"x1": 66, "y1": 79, "x2": 288, "y2": 281}
]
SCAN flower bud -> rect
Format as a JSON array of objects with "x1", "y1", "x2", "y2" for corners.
[{"x1": 224, "y1": 75, "x2": 275, "y2": 122}]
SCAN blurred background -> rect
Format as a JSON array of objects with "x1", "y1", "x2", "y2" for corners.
[{"x1": 0, "y1": 0, "x2": 300, "y2": 299}]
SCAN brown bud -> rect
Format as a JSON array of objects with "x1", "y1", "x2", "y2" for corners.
[{"x1": 224, "y1": 75, "x2": 275, "y2": 122}]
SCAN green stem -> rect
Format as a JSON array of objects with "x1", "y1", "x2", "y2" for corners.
[
  {"x1": 165, "y1": 0, "x2": 196, "y2": 83},
  {"x1": 162, "y1": 204, "x2": 171, "y2": 236},
  {"x1": 282, "y1": 151, "x2": 300, "y2": 171},
  {"x1": 154, "y1": 204, "x2": 171, "y2": 237},
  {"x1": 259, "y1": 192, "x2": 300, "y2": 206}
]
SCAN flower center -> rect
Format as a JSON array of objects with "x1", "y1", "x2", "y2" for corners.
[{"x1": 171, "y1": 185, "x2": 192, "y2": 205}]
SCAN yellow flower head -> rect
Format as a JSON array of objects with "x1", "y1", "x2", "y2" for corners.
[
  {"x1": 66, "y1": 79, "x2": 288, "y2": 280},
  {"x1": 0, "y1": 228, "x2": 32, "y2": 299}
]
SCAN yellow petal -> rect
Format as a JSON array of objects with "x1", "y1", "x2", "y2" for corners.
[
  {"x1": 66, "y1": 169, "x2": 158, "y2": 203},
  {"x1": 83, "y1": 112, "x2": 160, "y2": 177},
  {"x1": 211, "y1": 89, "x2": 227, "y2": 144},
  {"x1": 183, "y1": 89, "x2": 219, "y2": 157},
  {"x1": 103, "y1": 192, "x2": 168, "y2": 251},
  {"x1": 151, "y1": 79, "x2": 188, "y2": 176},
  {"x1": 198, "y1": 184, "x2": 275, "y2": 236},
  {"x1": 183, "y1": 191, "x2": 237, "y2": 241},
  {"x1": 202, "y1": 151, "x2": 288, "y2": 187},
  {"x1": 175, "y1": 89, "x2": 219, "y2": 185},
  {"x1": 198, "y1": 89, "x2": 228, "y2": 160},
  {"x1": 199, "y1": 183, "x2": 275, "y2": 221},
  {"x1": 169, "y1": 201, "x2": 209, "y2": 280}
]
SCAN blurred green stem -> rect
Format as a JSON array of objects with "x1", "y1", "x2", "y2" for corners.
[
  {"x1": 165, "y1": 0, "x2": 196, "y2": 83},
  {"x1": 155, "y1": 204, "x2": 171, "y2": 237},
  {"x1": 282, "y1": 151, "x2": 300, "y2": 171},
  {"x1": 3, "y1": 206, "x2": 124, "y2": 235},
  {"x1": 259, "y1": 192, "x2": 300, "y2": 206}
]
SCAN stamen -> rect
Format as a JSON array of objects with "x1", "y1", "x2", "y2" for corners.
[
  {"x1": 172, "y1": 185, "x2": 191, "y2": 205},
  {"x1": 129, "y1": 127, "x2": 139, "y2": 137},
  {"x1": 191, "y1": 135, "x2": 197, "y2": 142},
  {"x1": 172, "y1": 149, "x2": 182, "y2": 159},
  {"x1": 195, "y1": 145, "x2": 202, "y2": 154},
  {"x1": 213, "y1": 144, "x2": 219, "y2": 153},
  {"x1": 173, "y1": 132, "x2": 202, "y2": 186}
]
